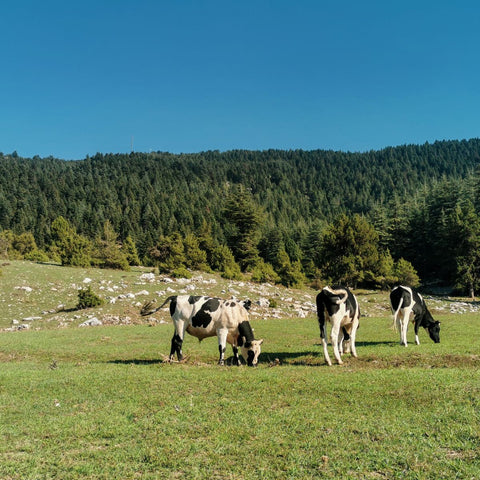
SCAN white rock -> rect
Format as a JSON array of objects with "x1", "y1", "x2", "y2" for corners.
[
  {"x1": 15, "y1": 286, "x2": 33, "y2": 293},
  {"x1": 79, "y1": 318, "x2": 102, "y2": 327},
  {"x1": 256, "y1": 298, "x2": 270, "y2": 307},
  {"x1": 140, "y1": 273, "x2": 156, "y2": 282}
]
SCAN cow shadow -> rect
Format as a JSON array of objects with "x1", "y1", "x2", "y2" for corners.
[
  {"x1": 354, "y1": 341, "x2": 396, "y2": 347},
  {"x1": 107, "y1": 359, "x2": 162, "y2": 365}
]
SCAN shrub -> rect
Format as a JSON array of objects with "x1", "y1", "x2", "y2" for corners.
[
  {"x1": 170, "y1": 266, "x2": 192, "y2": 279},
  {"x1": 24, "y1": 249, "x2": 50, "y2": 263},
  {"x1": 76, "y1": 286, "x2": 104, "y2": 310},
  {"x1": 268, "y1": 298, "x2": 278, "y2": 308},
  {"x1": 250, "y1": 261, "x2": 281, "y2": 284}
]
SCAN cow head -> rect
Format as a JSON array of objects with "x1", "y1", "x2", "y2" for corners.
[
  {"x1": 240, "y1": 339, "x2": 264, "y2": 366},
  {"x1": 241, "y1": 299, "x2": 252, "y2": 311},
  {"x1": 238, "y1": 320, "x2": 263, "y2": 366},
  {"x1": 427, "y1": 321, "x2": 441, "y2": 343}
]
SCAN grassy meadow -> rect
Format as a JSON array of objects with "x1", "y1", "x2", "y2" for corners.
[{"x1": 0, "y1": 261, "x2": 479, "y2": 479}]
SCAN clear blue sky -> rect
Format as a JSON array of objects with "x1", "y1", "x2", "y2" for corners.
[{"x1": 2, "y1": 0, "x2": 480, "y2": 160}]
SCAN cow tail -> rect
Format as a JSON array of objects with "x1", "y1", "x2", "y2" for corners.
[
  {"x1": 316, "y1": 292, "x2": 328, "y2": 339},
  {"x1": 140, "y1": 295, "x2": 176, "y2": 316},
  {"x1": 392, "y1": 296, "x2": 403, "y2": 331},
  {"x1": 331, "y1": 288, "x2": 348, "y2": 304}
]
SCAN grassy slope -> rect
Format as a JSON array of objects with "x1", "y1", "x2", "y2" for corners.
[{"x1": 0, "y1": 261, "x2": 479, "y2": 479}]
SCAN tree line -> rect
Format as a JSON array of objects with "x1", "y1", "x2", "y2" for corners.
[{"x1": 1, "y1": 139, "x2": 480, "y2": 295}]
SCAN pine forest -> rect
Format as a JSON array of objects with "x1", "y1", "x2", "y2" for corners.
[{"x1": 1, "y1": 138, "x2": 480, "y2": 296}]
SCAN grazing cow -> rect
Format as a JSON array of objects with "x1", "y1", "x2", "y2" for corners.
[
  {"x1": 390, "y1": 285, "x2": 440, "y2": 346},
  {"x1": 316, "y1": 286, "x2": 360, "y2": 366},
  {"x1": 141, "y1": 295, "x2": 263, "y2": 366}
]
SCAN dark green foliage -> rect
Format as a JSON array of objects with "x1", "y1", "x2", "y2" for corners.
[
  {"x1": 122, "y1": 236, "x2": 140, "y2": 266},
  {"x1": 319, "y1": 214, "x2": 382, "y2": 287},
  {"x1": 93, "y1": 221, "x2": 130, "y2": 271},
  {"x1": 183, "y1": 233, "x2": 209, "y2": 271},
  {"x1": 50, "y1": 216, "x2": 92, "y2": 267},
  {"x1": 250, "y1": 260, "x2": 281, "y2": 284},
  {"x1": 149, "y1": 233, "x2": 186, "y2": 273},
  {"x1": 224, "y1": 185, "x2": 263, "y2": 271},
  {"x1": 453, "y1": 201, "x2": 480, "y2": 298},
  {"x1": 1, "y1": 139, "x2": 480, "y2": 290},
  {"x1": 76, "y1": 286, "x2": 104, "y2": 310}
]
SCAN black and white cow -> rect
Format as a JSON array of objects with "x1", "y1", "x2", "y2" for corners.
[
  {"x1": 316, "y1": 286, "x2": 360, "y2": 366},
  {"x1": 390, "y1": 285, "x2": 440, "y2": 346},
  {"x1": 141, "y1": 295, "x2": 263, "y2": 366}
]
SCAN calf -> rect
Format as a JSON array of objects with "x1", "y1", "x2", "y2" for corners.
[
  {"x1": 316, "y1": 286, "x2": 360, "y2": 366},
  {"x1": 390, "y1": 285, "x2": 440, "y2": 346},
  {"x1": 141, "y1": 295, "x2": 263, "y2": 366}
]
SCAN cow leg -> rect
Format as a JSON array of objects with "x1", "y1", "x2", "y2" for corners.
[
  {"x1": 319, "y1": 317, "x2": 332, "y2": 366},
  {"x1": 170, "y1": 333, "x2": 183, "y2": 361},
  {"x1": 341, "y1": 326, "x2": 352, "y2": 354},
  {"x1": 414, "y1": 316, "x2": 421, "y2": 345},
  {"x1": 232, "y1": 345, "x2": 241, "y2": 366},
  {"x1": 398, "y1": 311, "x2": 409, "y2": 347},
  {"x1": 338, "y1": 328, "x2": 345, "y2": 355},
  {"x1": 331, "y1": 322, "x2": 343, "y2": 365},
  {"x1": 217, "y1": 328, "x2": 228, "y2": 366},
  {"x1": 349, "y1": 317, "x2": 359, "y2": 358},
  {"x1": 169, "y1": 320, "x2": 185, "y2": 361}
]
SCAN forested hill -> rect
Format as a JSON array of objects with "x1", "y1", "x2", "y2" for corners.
[{"x1": 1, "y1": 138, "x2": 480, "y2": 250}]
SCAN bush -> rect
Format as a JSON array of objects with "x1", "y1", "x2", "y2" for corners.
[
  {"x1": 250, "y1": 261, "x2": 281, "y2": 284},
  {"x1": 76, "y1": 286, "x2": 104, "y2": 310},
  {"x1": 268, "y1": 298, "x2": 278, "y2": 308},
  {"x1": 24, "y1": 249, "x2": 50, "y2": 263},
  {"x1": 170, "y1": 266, "x2": 192, "y2": 279},
  {"x1": 221, "y1": 265, "x2": 242, "y2": 280}
]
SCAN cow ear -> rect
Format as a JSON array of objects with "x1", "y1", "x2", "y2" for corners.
[{"x1": 258, "y1": 339, "x2": 264, "y2": 345}]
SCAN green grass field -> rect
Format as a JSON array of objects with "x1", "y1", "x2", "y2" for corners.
[{"x1": 0, "y1": 262, "x2": 479, "y2": 479}]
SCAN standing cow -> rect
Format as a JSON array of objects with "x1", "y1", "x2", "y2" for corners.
[
  {"x1": 316, "y1": 286, "x2": 360, "y2": 366},
  {"x1": 141, "y1": 295, "x2": 263, "y2": 366},
  {"x1": 390, "y1": 285, "x2": 440, "y2": 346}
]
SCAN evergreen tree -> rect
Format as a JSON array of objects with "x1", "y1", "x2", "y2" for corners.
[
  {"x1": 275, "y1": 248, "x2": 305, "y2": 287},
  {"x1": 454, "y1": 201, "x2": 480, "y2": 298},
  {"x1": 224, "y1": 186, "x2": 263, "y2": 271},
  {"x1": 393, "y1": 258, "x2": 420, "y2": 287},
  {"x1": 0, "y1": 230, "x2": 20, "y2": 259},
  {"x1": 93, "y1": 221, "x2": 130, "y2": 270},
  {"x1": 183, "y1": 233, "x2": 209, "y2": 271},
  {"x1": 209, "y1": 243, "x2": 242, "y2": 279},
  {"x1": 122, "y1": 235, "x2": 140, "y2": 266},
  {"x1": 149, "y1": 232, "x2": 186, "y2": 273},
  {"x1": 250, "y1": 260, "x2": 281, "y2": 284},
  {"x1": 319, "y1": 214, "x2": 381, "y2": 287},
  {"x1": 50, "y1": 216, "x2": 92, "y2": 267}
]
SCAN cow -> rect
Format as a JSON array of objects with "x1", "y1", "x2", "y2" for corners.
[
  {"x1": 316, "y1": 286, "x2": 360, "y2": 366},
  {"x1": 390, "y1": 285, "x2": 440, "y2": 346},
  {"x1": 141, "y1": 295, "x2": 263, "y2": 366}
]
